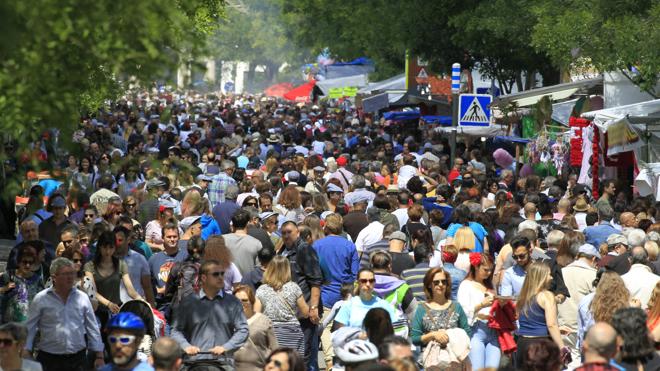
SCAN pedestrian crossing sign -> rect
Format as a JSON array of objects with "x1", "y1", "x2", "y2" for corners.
[{"x1": 459, "y1": 94, "x2": 492, "y2": 126}]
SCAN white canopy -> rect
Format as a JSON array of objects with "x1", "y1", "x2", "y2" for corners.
[
  {"x1": 315, "y1": 74, "x2": 368, "y2": 95},
  {"x1": 357, "y1": 74, "x2": 405, "y2": 95},
  {"x1": 433, "y1": 124, "x2": 507, "y2": 137},
  {"x1": 581, "y1": 99, "x2": 660, "y2": 126}
]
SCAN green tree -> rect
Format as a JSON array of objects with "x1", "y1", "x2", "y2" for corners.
[
  {"x1": 0, "y1": 0, "x2": 224, "y2": 145},
  {"x1": 532, "y1": 0, "x2": 660, "y2": 96},
  {"x1": 210, "y1": 0, "x2": 310, "y2": 90}
]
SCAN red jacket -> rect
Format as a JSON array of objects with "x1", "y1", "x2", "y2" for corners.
[{"x1": 488, "y1": 300, "x2": 517, "y2": 354}]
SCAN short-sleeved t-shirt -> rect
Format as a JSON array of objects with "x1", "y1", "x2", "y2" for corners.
[
  {"x1": 446, "y1": 222, "x2": 488, "y2": 252},
  {"x1": 84, "y1": 260, "x2": 129, "y2": 305},
  {"x1": 148, "y1": 248, "x2": 189, "y2": 290},
  {"x1": 256, "y1": 282, "x2": 303, "y2": 324},
  {"x1": 334, "y1": 296, "x2": 398, "y2": 329},
  {"x1": 120, "y1": 250, "x2": 150, "y2": 303}
]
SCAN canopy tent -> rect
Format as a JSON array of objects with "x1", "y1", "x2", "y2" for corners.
[
  {"x1": 283, "y1": 80, "x2": 316, "y2": 103},
  {"x1": 382, "y1": 110, "x2": 451, "y2": 125},
  {"x1": 635, "y1": 163, "x2": 660, "y2": 201},
  {"x1": 491, "y1": 77, "x2": 603, "y2": 108},
  {"x1": 582, "y1": 99, "x2": 660, "y2": 162},
  {"x1": 264, "y1": 82, "x2": 294, "y2": 98},
  {"x1": 358, "y1": 74, "x2": 406, "y2": 95},
  {"x1": 315, "y1": 74, "x2": 368, "y2": 96},
  {"x1": 433, "y1": 124, "x2": 507, "y2": 137}
]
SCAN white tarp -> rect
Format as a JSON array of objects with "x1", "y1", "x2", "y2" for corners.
[
  {"x1": 634, "y1": 163, "x2": 660, "y2": 201},
  {"x1": 433, "y1": 125, "x2": 506, "y2": 137},
  {"x1": 316, "y1": 74, "x2": 368, "y2": 95},
  {"x1": 358, "y1": 74, "x2": 406, "y2": 95},
  {"x1": 582, "y1": 99, "x2": 660, "y2": 126}
]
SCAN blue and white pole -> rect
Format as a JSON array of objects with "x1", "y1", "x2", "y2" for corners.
[{"x1": 450, "y1": 63, "x2": 461, "y2": 167}]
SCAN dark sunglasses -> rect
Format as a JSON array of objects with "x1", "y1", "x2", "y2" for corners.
[
  {"x1": 359, "y1": 278, "x2": 375, "y2": 284},
  {"x1": 432, "y1": 279, "x2": 448, "y2": 287},
  {"x1": 209, "y1": 271, "x2": 225, "y2": 277},
  {"x1": 0, "y1": 338, "x2": 16, "y2": 347},
  {"x1": 126, "y1": 203, "x2": 136, "y2": 208},
  {"x1": 73, "y1": 259, "x2": 83, "y2": 263},
  {"x1": 84, "y1": 214, "x2": 95, "y2": 218},
  {"x1": 245, "y1": 202, "x2": 257, "y2": 207},
  {"x1": 513, "y1": 253, "x2": 528, "y2": 261}
]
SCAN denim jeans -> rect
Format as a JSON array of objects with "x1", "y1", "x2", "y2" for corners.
[{"x1": 469, "y1": 321, "x2": 501, "y2": 369}]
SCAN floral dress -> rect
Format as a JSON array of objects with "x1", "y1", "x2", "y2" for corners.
[{"x1": 0, "y1": 272, "x2": 44, "y2": 323}]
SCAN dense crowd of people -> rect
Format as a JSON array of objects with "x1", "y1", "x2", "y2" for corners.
[{"x1": 2, "y1": 89, "x2": 660, "y2": 371}]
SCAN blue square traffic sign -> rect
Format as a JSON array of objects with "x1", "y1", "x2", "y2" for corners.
[{"x1": 459, "y1": 94, "x2": 492, "y2": 127}]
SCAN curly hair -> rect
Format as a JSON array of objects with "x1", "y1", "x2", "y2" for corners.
[
  {"x1": 278, "y1": 185, "x2": 301, "y2": 210},
  {"x1": 590, "y1": 271, "x2": 630, "y2": 323},
  {"x1": 612, "y1": 307, "x2": 655, "y2": 363},
  {"x1": 202, "y1": 236, "x2": 232, "y2": 270}
]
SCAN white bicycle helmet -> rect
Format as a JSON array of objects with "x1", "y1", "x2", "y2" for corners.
[{"x1": 335, "y1": 339, "x2": 379, "y2": 364}]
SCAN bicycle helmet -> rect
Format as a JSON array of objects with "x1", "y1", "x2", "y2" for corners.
[
  {"x1": 106, "y1": 312, "x2": 146, "y2": 335},
  {"x1": 335, "y1": 339, "x2": 379, "y2": 364}
]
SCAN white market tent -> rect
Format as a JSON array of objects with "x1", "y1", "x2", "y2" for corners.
[
  {"x1": 582, "y1": 99, "x2": 660, "y2": 162},
  {"x1": 357, "y1": 74, "x2": 405, "y2": 95},
  {"x1": 315, "y1": 74, "x2": 368, "y2": 96}
]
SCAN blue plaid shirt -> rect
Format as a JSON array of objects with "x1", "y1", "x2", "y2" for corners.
[{"x1": 208, "y1": 172, "x2": 236, "y2": 208}]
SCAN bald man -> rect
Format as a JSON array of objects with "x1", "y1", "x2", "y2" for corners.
[
  {"x1": 576, "y1": 322, "x2": 620, "y2": 371},
  {"x1": 151, "y1": 337, "x2": 183, "y2": 371},
  {"x1": 619, "y1": 212, "x2": 637, "y2": 230}
]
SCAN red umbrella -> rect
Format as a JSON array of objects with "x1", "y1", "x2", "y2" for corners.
[
  {"x1": 264, "y1": 82, "x2": 294, "y2": 98},
  {"x1": 283, "y1": 80, "x2": 316, "y2": 103}
]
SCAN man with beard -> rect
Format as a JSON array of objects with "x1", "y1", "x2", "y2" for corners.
[{"x1": 100, "y1": 312, "x2": 154, "y2": 370}]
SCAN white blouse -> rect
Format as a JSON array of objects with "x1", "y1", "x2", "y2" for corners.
[{"x1": 457, "y1": 280, "x2": 492, "y2": 326}]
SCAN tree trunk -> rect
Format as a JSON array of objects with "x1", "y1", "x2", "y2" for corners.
[
  {"x1": 524, "y1": 70, "x2": 535, "y2": 91},
  {"x1": 246, "y1": 63, "x2": 256, "y2": 92},
  {"x1": 265, "y1": 61, "x2": 278, "y2": 84},
  {"x1": 516, "y1": 71, "x2": 523, "y2": 92}
]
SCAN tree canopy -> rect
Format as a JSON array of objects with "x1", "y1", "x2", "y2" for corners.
[
  {"x1": 0, "y1": 0, "x2": 224, "y2": 144},
  {"x1": 279, "y1": 0, "x2": 658, "y2": 94}
]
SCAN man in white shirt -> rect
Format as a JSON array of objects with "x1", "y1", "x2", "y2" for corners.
[
  {"x1": 391, "y1": 192, "x2": 412, "y2": 228},
  {"x1": 622, "y1": 246, "x2": 660, "y2": 309},
  {"x1": 355, "y1": 207, "x2": 385, "y2": 252}
]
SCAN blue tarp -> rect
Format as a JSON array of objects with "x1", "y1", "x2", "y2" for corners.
[
  {"x1": 383, "y1": 110, "x2": 451, "y2": 126},
  {"x1": 330, "y1": 57, "x2": 374, "y2": 66}
]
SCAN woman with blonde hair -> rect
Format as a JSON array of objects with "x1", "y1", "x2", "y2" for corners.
[
  {"x1": 234, "y1": 284, "x2": 279, "y2": 371},
  {"x1": 516, "y1": 262, "x2": 568, "y2": 367},
  {"x1": 203, "y1": 236, "x2": 242, "y2": 293},
  {"x1": 453, "y1": 226, "x2": 476, "y2": 272},
  {"x1": 301, "y1": 215, "x2": 325, "y2": 242},
  {"x1": 647, "y1": 281, "x2": 660, "y2": 344},
  {"x1": 181, "y1": 189, "x2": 206, "y2": 217},
  {"x1": 255, "y1": 255, "x2": 309, "y2": 355},
  {"x1": 274, "y1": 185, "x2": 304, "y2": 223},
  {"x1": 577, "y1": 270, "x2": 638, "y2": 347}
]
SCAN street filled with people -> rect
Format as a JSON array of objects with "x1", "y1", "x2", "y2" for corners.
[{"x1": 2, "y1": 90, "x2": 660, "y2": 371}]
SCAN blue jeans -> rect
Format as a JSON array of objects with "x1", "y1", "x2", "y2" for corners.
[{"x1": 469, "y1": 321, "x2": 501, "y2": 369}]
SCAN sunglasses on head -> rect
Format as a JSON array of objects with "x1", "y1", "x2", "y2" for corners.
[
  {"x1": 108, "y1": 335, "x2": 137, "y2": 345},
  {"x1": 0, "y1": 338, "x2": 16, "y2": 347},
  {"x1": 359, "y1": 278, "x2": 375, "y2": 284}
]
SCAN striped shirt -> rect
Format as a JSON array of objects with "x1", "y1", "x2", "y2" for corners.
[
  {"x1": 401, "y1": 263, "x2": 430, "y2": 302},
  {"x1": 359, "y1": 239, "x2": 390, "y2": 269}
]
